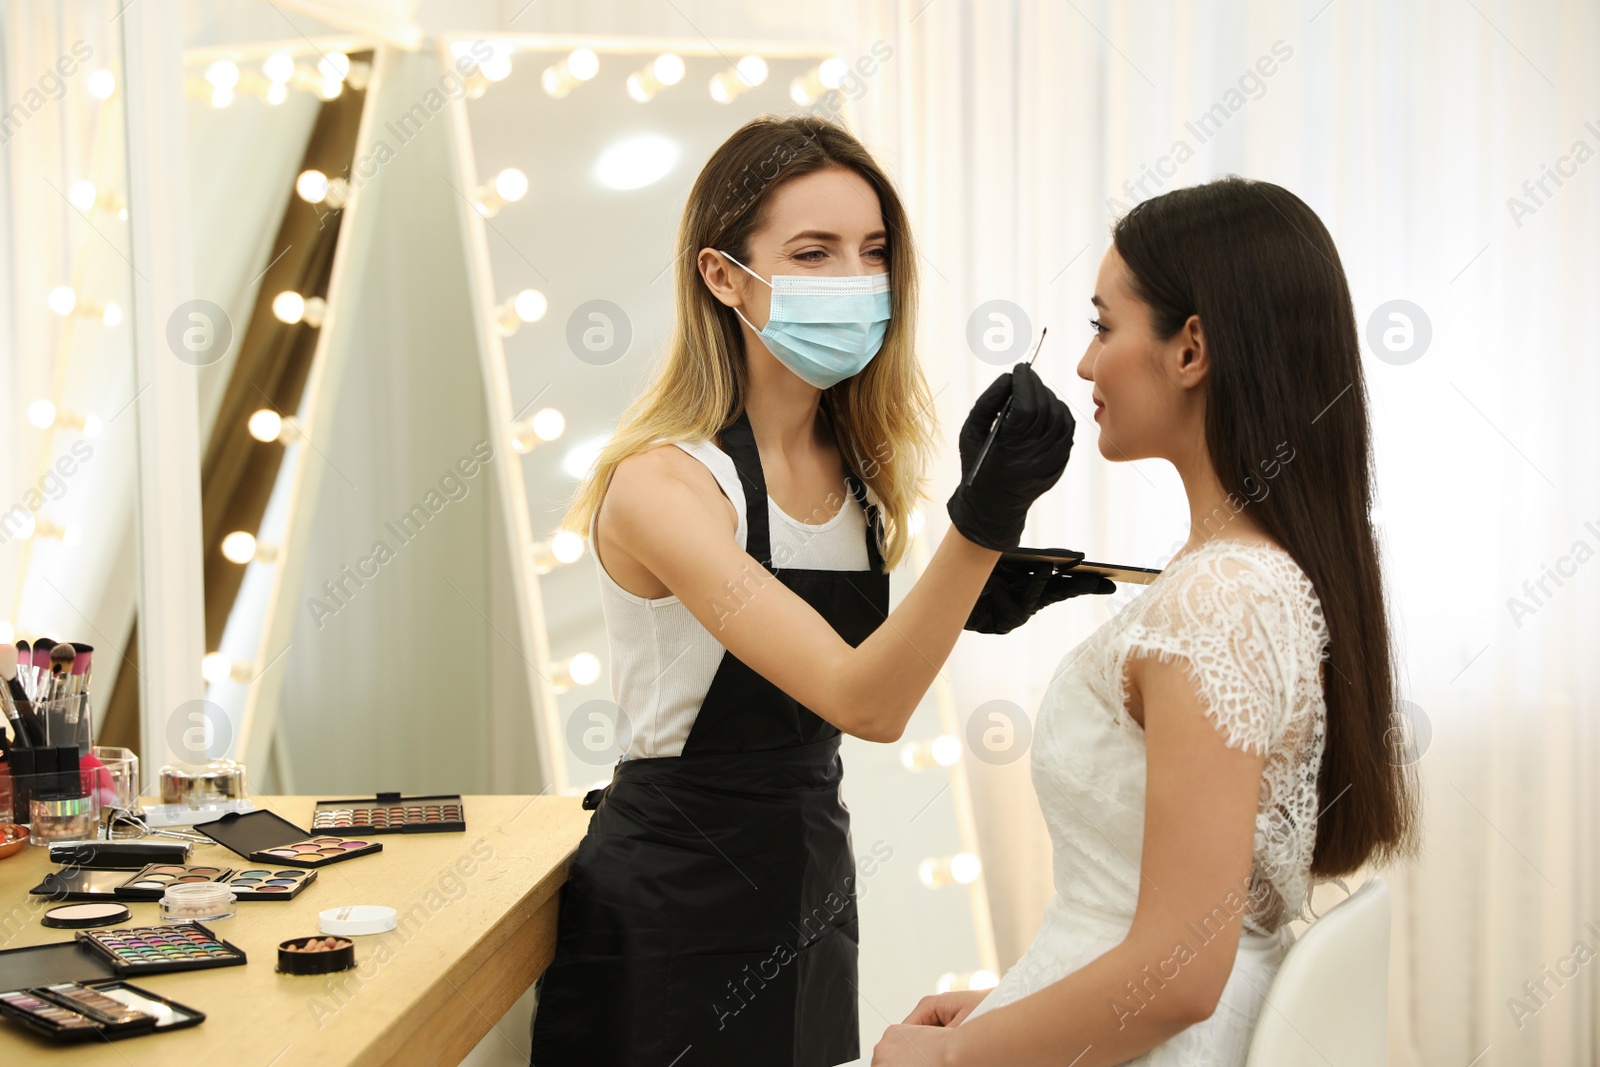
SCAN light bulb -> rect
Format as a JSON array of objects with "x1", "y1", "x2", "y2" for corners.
[
  {"x1": 248, "y1": 409, "x2": 283, "y2": 442},
  {"x1": 27, "y1": 399, "x2": 56, "y2": 429},
  {"x1": 950, "y1": 852, "x2": 982, "y2": 884},
  {"x1": 494, "y1": 168, "x2": 528, "y2": 203},
  {"x1": 205, "y1": 60, "x2": 239, "y2": 90},
  {"x1": 221, "y1": 531, "x2": 257, "y2": 564},
  {"x1": 263, "y1": 52, "x2": 295, "y2": 83},
  {"x1": 211, "y1": 86, "x2": 234, "y2": 109},
  {"x1": 86, "y1": 70, "x2": 115, "y2": 99},
  {"x1": 931, "y1": 735, "x2": 962, "y2": 766},
  {"x1": 317, "y1": 53, "x2": 350, "y2": 83},
  {"x1": 68, "y1": 180, "x2": 96, "y2": 211},
  {"x1": 62, "y1": 525, "x2": 82, "y2": 547},
  {"x1": 654, "y1": 53, "x2": 685, "y2": 85},
  {"x1": 482, "y1": 50, "x2": 513, "y2": 82},
  {"x1": 551, "y1": 530, "x2": 584, "y2": 564},
  {"x1": 201, "y1": 652, "x2": 232, "y2": 684},
  {"x1": 736, "y1": 55, "x2": 768, "y2": 87},
  {"x1": 47, "y1": 286, "x2": 77, "y2": 316},
  {"x1": 101, "y1": 302, "x2": 122, "y2": 327},
  {"x1": 568, "y1": 652, "x2": 601, "y2": 686},
  {"x1": 514, "y1": 288, "x2": 547, "y2": 322},
  {"x1": 567, "y1": 49, "x2": 599, "y2": 81},
  {"x1": 818, "y1": 58, "x2": 847, "y2": 89},
  {"x1": 296, "y1": 169, "x2": 330, "y2": 203},
  {"x1": 272, "y1": 291, "x2": 306, "y2": 324},
  {"x1": 531, "y1": 407, "x2": 565, "y2": 441},
  {"x1": 81, "y1": 414, "x2": 103, "y2": 438},
  {"x1": 266, "y1": 82, "x2": 288, "y2": 105}
]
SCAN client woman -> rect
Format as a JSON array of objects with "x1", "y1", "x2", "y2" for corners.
[
  {"x1": 871, "y1": 177, "x2": 1420, "y2": 1066},
  {"x1": 527, "y1": 116, "x2": 1110, "y2": 1067}
]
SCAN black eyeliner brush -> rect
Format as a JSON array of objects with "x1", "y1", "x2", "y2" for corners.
[{"x1": 965, "y1": 327, "x2": 1048, "y2": 488}]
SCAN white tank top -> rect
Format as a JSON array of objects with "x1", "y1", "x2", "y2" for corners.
[{"x1": 592, "y1": 438, "x2": 873, "y2": 760}]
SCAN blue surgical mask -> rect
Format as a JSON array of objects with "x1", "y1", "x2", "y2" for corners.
[{"x1": 719, "y1": 250, "x2": 892, "y2": 390}]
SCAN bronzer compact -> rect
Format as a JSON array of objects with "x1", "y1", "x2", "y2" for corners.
[{"x1": 191, "y1": 809, "x2": 381, "y2": 868}]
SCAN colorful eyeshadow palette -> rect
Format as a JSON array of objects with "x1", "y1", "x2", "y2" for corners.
[
  {"x1": 116, "y1": 864, "x2": 234, "y2": 901},
  {"x1": 77, "y1": 923, "x2": 245, "y2": 975},
  {"x1": 192, "y1": 808, "x2": 381, "y2": 868},
  {"x1": 225, "y1": 867, "x2": 317, "y2": 900},
  {"x1": 0, "y1": 981, "x2": 204, "y2": 1042},
  {"x1": 312, "y1": 792, "x2": 466, "y2": 835}
]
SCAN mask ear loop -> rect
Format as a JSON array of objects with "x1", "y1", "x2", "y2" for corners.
[{"x1": 716, "y1": 249, "x2": 772, "y2": 335}]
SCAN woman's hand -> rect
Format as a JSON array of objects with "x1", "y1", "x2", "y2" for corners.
[
  {"x1": 902, "y1": 988, "x2": 990, "y2": 1026},
  {"x1": 871, "y1": 1021, "x2": 963, "y2": 1066},
  {"x1": 966, "y1": 552, "x2": 1116, "y2": 634},
  {"x1": 947, "y1": 364, "x2": 1076, "y2": 551}
]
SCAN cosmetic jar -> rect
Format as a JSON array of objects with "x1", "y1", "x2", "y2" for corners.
[
  {"x1": 159, "y1": 759, "x2": 247, "y2": 807},
  {"x1": 159, "y1": 882, "x2": 237, "y2": 923},
  {"x1": 318, "y1": 905, "x2": 397, "y2": 936},
  {"x1": 277, "y1": 935, "x2": 355, "y2": 975},
  {"x1": 28, "y1": 796, "x2": 97, "y2": 845}
]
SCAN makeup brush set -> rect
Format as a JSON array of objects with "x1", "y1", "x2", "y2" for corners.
[{"x1": 0, "y1": 639, "x2": 119, "y2": 844}]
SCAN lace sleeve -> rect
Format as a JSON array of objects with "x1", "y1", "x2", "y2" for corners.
[{"x1": 1119, "y1": 551, "x2": 1298, "y2": 755}]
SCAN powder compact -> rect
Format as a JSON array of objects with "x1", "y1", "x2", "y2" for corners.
[
  {"x1": 76, "y1": 922, "x2": 246, "y2": 975},
  {"x1": 191, "y1": 808, "x2": 381, "y2": 868},
  {"x1": 0, "y1": 980, "x2": 204, "y2": 1042},
  {"x1": 311, "y1": 792, "x2": 466, "y2": 835},
  {"x1": 41, "y1": 903, "x2": 130, "y2": 930},
  {"x1": 276, "y1": 935, "x2": 355, "y2": 975}
]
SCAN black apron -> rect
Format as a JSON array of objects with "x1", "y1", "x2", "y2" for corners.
[{"x1": 529, "y1": 410, "x2": 890, "y2": 1067}]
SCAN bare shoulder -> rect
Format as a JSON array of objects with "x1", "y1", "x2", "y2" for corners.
[{"x1": 601, "y1": 443, "x2": 735, "y2": 538}]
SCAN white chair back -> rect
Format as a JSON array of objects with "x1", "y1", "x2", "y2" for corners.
[{"x1": 1244, "y1": 875, "x2": 1391, "y2": 1066}]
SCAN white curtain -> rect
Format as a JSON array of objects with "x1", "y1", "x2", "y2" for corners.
[{"x1": 840, "y1": 1, "x2": 1600, "y2": 1062}]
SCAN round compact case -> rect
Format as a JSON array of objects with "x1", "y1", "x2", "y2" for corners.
[{"x1": 277, "y1": 935, "x2": 355, "y2": 975}]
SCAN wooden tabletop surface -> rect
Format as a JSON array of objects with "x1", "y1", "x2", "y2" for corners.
[{"x1": 0, "y1": 794, "x2": 589, "y2": 1065}]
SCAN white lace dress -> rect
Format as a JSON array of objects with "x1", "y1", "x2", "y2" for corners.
[{"x1": 960, "y1": 538, "x2": 1331, "y2": 1065}]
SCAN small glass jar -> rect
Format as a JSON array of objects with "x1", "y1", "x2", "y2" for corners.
[
  {"x1": 28, "y1": 796, "x2": 97, "y2": 845},
  {"x1": 159, "y1": 882, "x2": 237, "y2": 923}
]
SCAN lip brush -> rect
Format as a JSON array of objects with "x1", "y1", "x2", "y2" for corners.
[{"x1": 965, "y1": 327, "x2": 1048, "y2": 488}]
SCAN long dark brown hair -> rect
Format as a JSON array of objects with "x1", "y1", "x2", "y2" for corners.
[{"x1": 1113, "y1": 176, "x2": 1418, "y2": 876}]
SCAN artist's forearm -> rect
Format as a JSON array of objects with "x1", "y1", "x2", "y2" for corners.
[
  {"x1": 946, "y1": 940, "x2": 1217, "y2": 1067},
  {"x1": 834, "y1": 527, "x2": 999, "y2": 741}
]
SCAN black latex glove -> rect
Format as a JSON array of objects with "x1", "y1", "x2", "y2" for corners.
[
  {"x1": 966, "y1": 551, "x2": 1117, "y2": 634},
  {"x1": 947, "y1": 363, "x2": 1076, "y2": 551}
]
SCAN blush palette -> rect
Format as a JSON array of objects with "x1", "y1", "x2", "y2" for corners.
[
  {"x1": 191, "y1": 809, "x2": 381, "y2": 869},
  {"x1": 311, "y1": 792, "x2": 466, "y2": 835},
  {"x1": 77, "y1": 923, "x2": 246, "y2": 975}
]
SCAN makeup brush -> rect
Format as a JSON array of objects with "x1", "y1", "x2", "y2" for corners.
[
  {"x1": 69, "y1": 643, "x2": 94, "y2": 697},
  {"x1": 30, "y1": 638, "x2": 55, "y2": 701},
  {"x1": 14, "y1": 640, "x2": 32, "y2": 699},
  {"x1": 0, "y1": 646, "x2": 27, "y2": 751},
  {"x1": 0, "y1": 644, "x2": 42, "y2": 747},
  {"x1": 965, "y1": 327, "x2": 1049, "y2": 488},
  {"x1": 48, "y1": 642, "x2": 75, "y2": 701}
]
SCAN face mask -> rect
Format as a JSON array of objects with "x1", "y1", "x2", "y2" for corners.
[{"x1": 719, "y1": 250, "x2": 892, "y2": 390}]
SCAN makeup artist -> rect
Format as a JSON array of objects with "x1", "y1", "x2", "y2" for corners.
[{"x1": 528, "y1": 116, "x2": 1112, "y2": 1067}]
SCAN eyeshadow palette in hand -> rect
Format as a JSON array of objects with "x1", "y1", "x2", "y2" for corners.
[
  {"x1": 191, "y1": 808, "x2": 381, "y2": 868},
  {"x1": 311, "y1": 793, "x2": 466, "y2": 835}
]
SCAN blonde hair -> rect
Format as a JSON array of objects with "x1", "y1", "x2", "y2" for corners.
[{"x1": 561, "y1": 115, "x2": 935, "y2": 571}]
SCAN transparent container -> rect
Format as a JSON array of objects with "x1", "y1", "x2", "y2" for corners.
[{"x1": 160, "y1": 882, "x2": 237, "y2": 923}]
